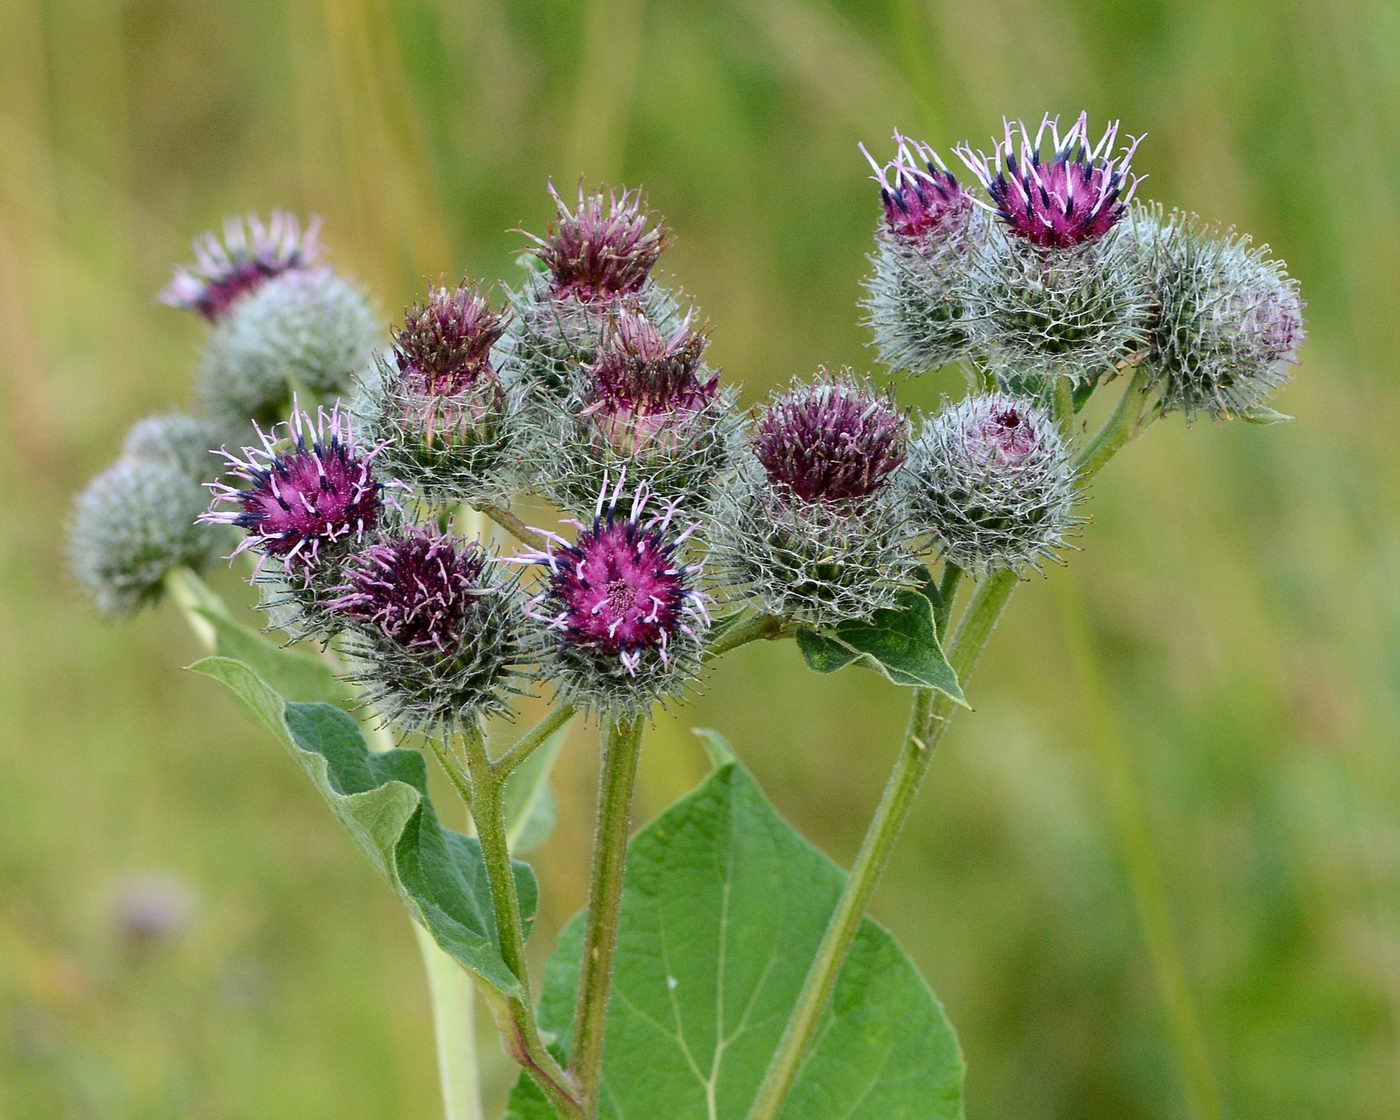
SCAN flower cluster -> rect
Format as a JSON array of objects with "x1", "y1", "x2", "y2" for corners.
[{"x1": 72, "y1": 120, "x2": 1305, "y2": 728}]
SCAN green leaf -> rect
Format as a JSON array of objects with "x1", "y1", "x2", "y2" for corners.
[
  {"x1": 195, "y1": 606, "x2": 345, "y2": 704},
  {"x1": 191, "y1": 655, "x2": 536, "y2": 998},
  {"x1": 692, "y1": 727, "x2": 738, "y2": 769},
  {"x1": 506, "y1": 762, "x2": 964, "y2": 1119},
  {"x1": 796, "y1": 584, "x2": 967, "y2": 704},
  {"x1": 1238, "y1": 405, "x2": 1293, "y2": 425}
]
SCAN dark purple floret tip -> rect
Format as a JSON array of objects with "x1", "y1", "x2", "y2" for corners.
[
  {"x1": 755, "y1": 372, "x2": 909, "y2": 503},
  {"x1": 202, "y1": 403, "x2": 382, "y2": 575},
  {"x1": 861, "y1": 134, "x2": 974, "y2": 241},
  {"x1": 328, "y1": 529, "x2": 491, "y2": 653},
  {"x1": 529, "y1": 183, "x2": 670, "y2": 304},
  {"x1": 957, "y1": 113, "x2": 1143, "y2": 250}
]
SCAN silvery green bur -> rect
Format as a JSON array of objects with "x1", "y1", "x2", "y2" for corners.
[
  {"x1": 161, "y1": 212, "x2": 380, "y2": 427},
  {"x1": 910, "y1": 393, "x2": 1077, "y2": 573},
  {"x1": 69, "y1": 456, "x2": 228, "y2": 616},
  {"x1": 121, "y1": 412, "x2": 237, "y2": 482},
  {"x1": 709, "y1": 371, "x2": 916, "y2": 627},
  {"x1": 1132, "y1": 205, "x2": 1304, "y2": 420}
]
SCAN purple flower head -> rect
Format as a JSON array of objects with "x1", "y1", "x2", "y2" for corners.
[
  {"x1": 520, "y1": 479, "x2": 706, "y2": 678},
  {"x1": 754, "y1": 372, "x2": 909, "y2": 503},
  {"x1": 328, "y1": 529, "x2": 492, "y2": 652},
  {"x1": 956, "y1": 113, "x2": 1143, "y2": 250},
  {"x1": 393, "y1": 282, "x2": 507, "y2": 397},
  {"x1": 859, "y1": 133, "x2": 973, "y2": 241},
  {"x1": 580, "y1": 308, "x2": 718, "y2": 452},
  {"x1": 529, "y1": 183, "x2": 671, "y2": 304},
  {"x1": 160, "y1": 212, "x2": 322, "y2": 321},
  {"x1": 203, "y1": 401, "x2": 383, "y2": 577}
]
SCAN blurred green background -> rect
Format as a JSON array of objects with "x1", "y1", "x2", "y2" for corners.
[{"x1": 2, "y1": 0, "x2": 1397, "y2": 1116}]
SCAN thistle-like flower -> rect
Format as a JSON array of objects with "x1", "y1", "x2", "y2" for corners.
[
  {"x1": 708, "y1": 372, "x2": 916, "y2": 626},
  {"x1": 69, "y1": 457, "x2": 228, "y2": 616},
  {"x1": 516, "y1": 479, "x2": 708, "y2": 714},
  {"x1": 956, "y1": 114, "x2": 1142, "y2": 251},
  {"x1": 329, "y1": 529, "x2": 525, "y2": 732},
  {"x1": 202, "y1": 402, "x2": 385, "y2": 639},
  {"x1": 754, "y1": 373, "x2": 908, "y2": 502},
  {"x1": 539, "y1": 307, "x2": 736, "y2": 516},
  {"x1": 160, "y1": 212, "x2": 322, "y2": 321},
  {"x1": 951, "y1": 114, "x2": 1152, "y2": 390},
  {"x1": 358, "y1": 281, "x2": 520, "y2": 507},
  {"x1": 530, "y1": 182, "x2": 671, "y2": 304},
  {"x1": 1135, "y1": 207, "x2": 1304, "y2": 420},
  {"x1": 502, "y1": 183, "x2": 685, "y2": 404},
  {"x1": 909, "y1": 393, "x2": 1077, "y2": 572},
  {"x1": 861, "y1": 133, "x2": 984, "y2": 375}
]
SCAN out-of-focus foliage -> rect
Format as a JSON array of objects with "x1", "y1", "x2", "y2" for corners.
[{"x1": 1, "y1": 1, "x2": 1395, "y2": 1117}]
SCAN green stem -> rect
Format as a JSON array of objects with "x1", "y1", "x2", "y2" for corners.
[
  {"x1": 414, "y1": 923, "x2": 484, "y2": 1120},
  {"x1": 162, "y1": 566, "x2": 218, "y2": 648},
  {"x1": 569, "y1": 713, "x2": 646, "y2": 1113},
  {"x1": 705, "y1": 611, "x2": 786, "y2": 661},
  {"x1": 1074, "y1": 366, "x2": 1154, "y2": 483},
  {"x1": 1052, "y1": 375, "x2": 1075, "y2": 434},
  {"x1": 477, "y1": 503, "x2": 551, "y2": 552},
  {"x1": 494, "y1": 701, "x2": 577, "y2": 777},
  {"x1": 747, "y1": 570, "x2": 1019, "y2": 1120},
  {"x1": 437, "y1": 726, "x2": 584, "y2": 1119},
  {"x1": 933, "y1": 562, "x2": 963, "y2": 639}
]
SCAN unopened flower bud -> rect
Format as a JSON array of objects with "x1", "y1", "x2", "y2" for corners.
[
  {"x1": 329, "y1": 529, "x2": 524, "y2": 731},
  {"x1": 1135, "y1": 206, "x2": 1304, "y2": 420},
  {"x1": 709, "y1": 372, "x2": 915, "y2": 626},
  {"x1": 909, "y1": 394, "x2": 1077, "y2": 572},
  {"x1": 514, "y1": 480, "x2": 708, "y2": 714},
  {"x1": 69, "y1": 457, "x2": 228, "y2": 616}
]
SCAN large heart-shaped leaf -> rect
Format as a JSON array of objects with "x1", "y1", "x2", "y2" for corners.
[
  {"x1": 191, "y1": 656, "x2": 536, "y2": 998},
  {"x1": 506, "y1": 761, "x2": 964, "y2": 1118},
  {"x1": 796, "y1": 583, "x2": 966, "y2": 704}
]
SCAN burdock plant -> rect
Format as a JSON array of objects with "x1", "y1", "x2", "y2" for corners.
[{"x1": 70, "y1": 113, "x2": 1305, "y2": 1120}]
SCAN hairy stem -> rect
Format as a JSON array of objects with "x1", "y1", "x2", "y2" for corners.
[
  {"x1": 1074, "y1": 366, "x2": 1154, "y2": 482},
  {"x1": 437, "y1": 727, "x2": 584, "y2": 1118},
  {"x1": 477, "y1": 503, "x2": 552, "y2": 552},
  {"x1": 746, "y1": 570, "x2": 1018, "y2": 1120},
  {"x1": 705, "y1": 611, "x2": 787, "y2": 661},
  {"x1": 569, "y1": 713, "x2": 646, "y2": 1113},
  {"x1": 494, "y1": 701, "x2": 577, "y2": 777},
  {"x1": 933, "y1": 562, "x2": 963, "y2": 639}
]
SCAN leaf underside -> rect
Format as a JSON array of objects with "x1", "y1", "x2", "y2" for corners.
[{"x1": 191, "y1": 655, "x2": 536, "y2": 998}]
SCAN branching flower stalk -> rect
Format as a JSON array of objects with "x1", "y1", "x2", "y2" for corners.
[{"x1": 70, "y1": 115, "x2": 1305, "y2": 1120}]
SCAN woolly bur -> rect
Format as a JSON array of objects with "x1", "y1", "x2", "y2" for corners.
[{"x1": 708, "y1": 371, "x2": 916, "y2": 626}]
